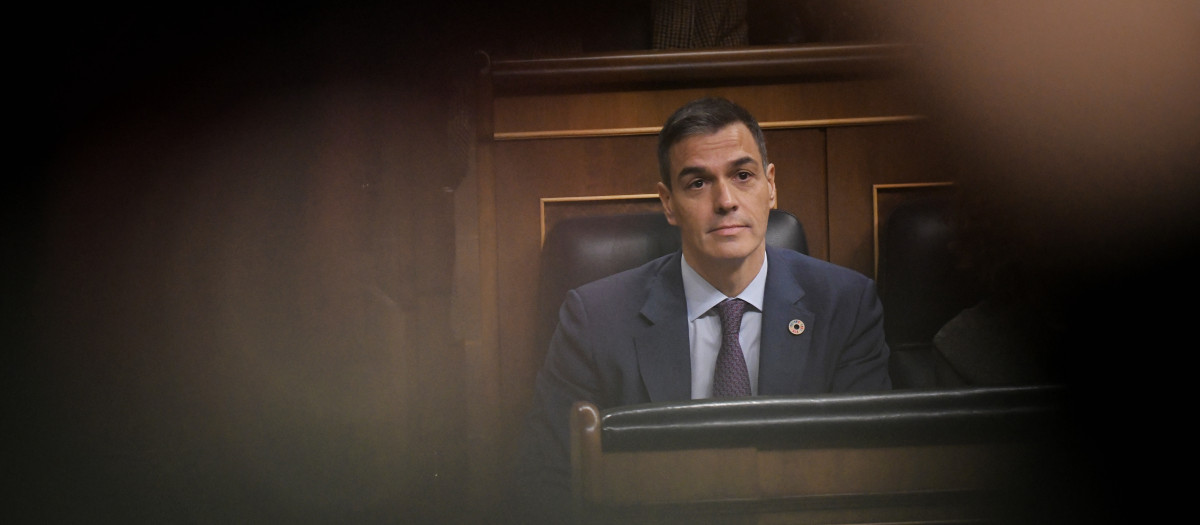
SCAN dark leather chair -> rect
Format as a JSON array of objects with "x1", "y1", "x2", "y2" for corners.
[
  {"x1": 536, "y1": 209, "x2": 808, "y2": 363},
  {"x1": 880, "y1": 197, "x2": 981, "y2": 388},
  {"x1": 571, "y1": 385, "x2": 1074, "y2": 524}
]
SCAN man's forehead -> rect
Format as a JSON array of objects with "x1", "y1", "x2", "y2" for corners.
[{"x1": 669, "y1": 123, "x2": 762, "y2": 170}]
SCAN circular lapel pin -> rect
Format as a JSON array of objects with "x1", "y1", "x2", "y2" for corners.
[{"x1": 788, "y1": 319, "x2": 805, "y2": 335}]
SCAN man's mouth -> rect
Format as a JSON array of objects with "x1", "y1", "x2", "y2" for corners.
[{"x1": 710, "y1": 224, "x2": 747, "y2": 235}]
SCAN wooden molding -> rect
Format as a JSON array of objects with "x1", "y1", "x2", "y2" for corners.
[
  {"x1": 495, "y1": 115, "x2": 924, "y2": 141},
  {"x1": 488, "y1": 43, "x2": 917, "y2": 94}
]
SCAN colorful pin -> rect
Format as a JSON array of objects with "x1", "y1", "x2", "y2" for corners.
[{"x1": 788, "y1": 319, "x2": 805, "y2": 335}]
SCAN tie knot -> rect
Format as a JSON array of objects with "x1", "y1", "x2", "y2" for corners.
[{"x1": 717, "y1": 298, "x2": 747, "y2": 335}]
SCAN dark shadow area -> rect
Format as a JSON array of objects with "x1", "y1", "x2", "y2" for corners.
[
  {"x1": 12, "y1": 3, "x2": 479, "y2": 523},
  {"x1": 877, "y1": 2, "x2": 1200, "y2": 520}
]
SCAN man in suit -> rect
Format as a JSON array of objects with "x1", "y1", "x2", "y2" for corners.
[{"x1": 514, "y1": 97, "x2": 891, "y2": 521}]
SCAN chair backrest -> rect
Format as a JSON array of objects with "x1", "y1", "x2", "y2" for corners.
[
  {"x1": 881, "y1": 197, "x2": 982, "y2": 388},
  {"x1": 536, "y1": 209, "x2": 808, "y2": 361},
  {"x1": 880, "y1": 196, "x2": 980, "y2": 348}
]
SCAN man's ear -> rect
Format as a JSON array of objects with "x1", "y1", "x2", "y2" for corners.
[
  {"x1": 766, "y1": 163, "x2": 777, "y2": 208},
  {"x1": 657, "y1": 181, "x2": 677, "y2": 225}
]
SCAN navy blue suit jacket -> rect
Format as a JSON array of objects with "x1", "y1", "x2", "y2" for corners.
[{"x1": 514, "y1": 246, "x2": 891, "y2": 518}]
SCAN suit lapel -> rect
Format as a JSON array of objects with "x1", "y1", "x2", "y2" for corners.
[
  {"x1": 759, "y1": 247, "x2": 814, "y2": 395},
  {"x1": 634, "y1": 252, "x2": 692, "y2": 402}
]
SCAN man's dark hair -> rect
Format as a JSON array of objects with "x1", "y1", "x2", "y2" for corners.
[{"x1": 657, "y1": 97, "x2": 769, "y2": 189}]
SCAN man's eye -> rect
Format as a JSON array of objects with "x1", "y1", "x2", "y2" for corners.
[
  {"x1": 736, "y1": 171, "x2": 753, "y2": 181},
  {"x1": 688, "y1": 179, "x2": 705, "y2": 189}
]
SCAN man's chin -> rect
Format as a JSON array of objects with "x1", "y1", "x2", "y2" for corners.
[{"x1": 697, "y1": 243, "x2": 763, "y2": 265}]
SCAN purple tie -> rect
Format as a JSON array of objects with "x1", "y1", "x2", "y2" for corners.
[{"x1": 713, "y1": 298, "x2": 752, "y2": 397}]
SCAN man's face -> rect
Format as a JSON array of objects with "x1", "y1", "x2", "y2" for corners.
[{"x1": 658, "y1": 123, "x2": 776, "y2": 274}]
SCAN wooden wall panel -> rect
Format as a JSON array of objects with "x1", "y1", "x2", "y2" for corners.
[
  {"x1": 826, "y1": 123, "x2": 942, "y2": 277},
  {"x1": 763, "y1": 128, "x2": 828, "y2": 260}
]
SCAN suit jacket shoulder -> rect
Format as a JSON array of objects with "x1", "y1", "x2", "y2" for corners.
[
  {"x1": 767, "y1": 246, "x2": 875, "y2": 292},
  {"x1": 567, "y1": 251, "x2": 691, "y2": 406},
  {"x1": 759, "y1": 246, "x2": 891, "y2": 395}
]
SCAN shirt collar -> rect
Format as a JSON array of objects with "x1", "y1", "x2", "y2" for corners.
[{"x1": 681, "y1": 251, "x2": 768, "y2": 321}]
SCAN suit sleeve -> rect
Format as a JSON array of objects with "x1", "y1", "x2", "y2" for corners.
[
  {"x1": 832, "y1": 278, "x2": 892, "y2": 391},
  {"x1": 512, "y1": 289, "x2": 601, "y2": 522}
]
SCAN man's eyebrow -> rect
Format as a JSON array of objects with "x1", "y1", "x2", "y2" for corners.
[
  {"x1": 676, "y1": 166, "x2": 711, "y2": 180},
  {"x1": 730, "y1": 156, "x2": 758, "y2": 169},
  {"x1": 675, "y1": 157, "x2": 760, "y2": 180}
]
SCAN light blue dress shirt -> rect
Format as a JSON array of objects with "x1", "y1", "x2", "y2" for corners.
[{"x1": 680, "y1": 253, "x2": 768, "y2": 399}]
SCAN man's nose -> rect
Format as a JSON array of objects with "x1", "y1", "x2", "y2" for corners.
[{"x1": 714, "y1": 179, "x2": 737, "y2": 212}]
